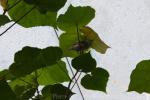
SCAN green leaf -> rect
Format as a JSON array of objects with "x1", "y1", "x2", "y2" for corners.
[
  {"x1": 59, "y1": 33, "x2": 78, "y2": 57},
  {"x1": 9, "y1": 47, "x2": 42, "y2": 77},
  {"x1": 0, "y1": 80, "x2": 17, "y2": 100},
  {"x1": 24, "y1": 0, "x2": 67, "y2": 12},
  {"x1": 128, "y1": 60, "x2": 150, "y2": 93},
  {"x1": 80, "y1": 26, "x2": 110, "y2": 54},
  {"x1": 81, "y1": 68, "x2": 109, "y2": 92},
  {"x1": 57, "y1": 5, "x2": 95, "y2": 32},
  {"x1": 0, "y1": 15, "x2": 10, "y2": 27},
  {"x1": 37, "y1": 61, "x2": 70, "y2": 85},
  {"x1": 9, "y1": 46, "x2": 63, "y2": 77},
  {"x1": 72, "y1": 53, "x2": 96, "y2": 73},
  {"x1": 41, "y1": 47, "x2": 63, "y2": 65},
  {"x1": 42, "y1": 84, "x2": 74, "y2": 100},
  {"x1": 8, "y1": 0, "x2": 66, "y2": 27}
]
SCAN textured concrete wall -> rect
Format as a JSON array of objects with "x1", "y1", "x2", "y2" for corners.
[{"x1": 0, "y1": 0, "x2": 150, "y2": 99}]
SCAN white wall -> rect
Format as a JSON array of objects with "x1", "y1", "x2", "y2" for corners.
[{"x1": 1, "y1": 0, "x2": 150, "y2": 99}]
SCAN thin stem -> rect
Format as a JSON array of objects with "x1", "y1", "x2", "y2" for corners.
[
  {"x1": 65, "y1": 57, "x2": 75, "y2": 76},
  {"x1": 53, "y1": 28, "x2": 75, "y2": 76},
  {"x1": 71, "y1": 72, "x2": 82, "y2": 90},
  {"x1": 53, "y1": 28, "x2": 59, "y2": 38},
  {"x1": 53, "y1": 28, "x2": 85, "y2": 100},
  {"x1": 71, "y1": 72, "x2": 84, "y2": 100},
  {"x1": 76, "y1": 24, "x2": 80, "y2": 43},
  {"x1": 68, "y1": 71, "x2": 79, "y2": 89},
  {"x1": 73, "y1": 24, "x2": 85, "y2": 100},
  {"x1": 76, "y1": 23, "x2": 83, "y2": 55},
  {"x1": 34, "y1": 71, "x2": 40, "y2": 98},
  {"x1": 0, "y1": 6, "x2": 35, "y2": 37},
  {"x1": 3, "y1": 10, "x2": 7, "y2": 15}
]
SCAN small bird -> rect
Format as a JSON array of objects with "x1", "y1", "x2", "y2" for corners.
[{"x1": 70, "y1": 40, "x2": 92, "y2": 52}]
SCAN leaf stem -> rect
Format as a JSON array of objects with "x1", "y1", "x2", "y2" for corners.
[
  {"x1": 34, "y1": 71, "x2": 40, "y2": 99},
  {"x1": 71, "y1": 72, "x2": 82, "y2": 90}
]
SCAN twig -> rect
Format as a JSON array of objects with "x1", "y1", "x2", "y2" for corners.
[
  {"x1": 53, "y1": 28, "x2": 85, "y2": 100},
  {"x1": 71, "y1": 72, "x2": 82, "y2": 90}
]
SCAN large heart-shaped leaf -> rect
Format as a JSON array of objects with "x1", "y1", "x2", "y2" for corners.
[
  {"x1": 57, "y1": 5, "x2": 95, "y2": 32},
  {"x1": 128, "y1": 60, "x2": 150, "y2": 93},
  {"x1": 80, "y1": 26, "x2": 110, "y2": 54},
  {"x1": 9, "y1": 46, "x2": 63, "y2": 77},
  {"x1": 42, "y1": 84, "x2": 74, "y2": 100},
  {"x1": 8, "y1": 0, "x2": 66, "y2": 27},
  {"x1": 72, "y1": 52, "x2": 96, "y2": 73},
  {"x1": 37, "y1": 61, "x2": 70, "y2": 85},
  {"x1": 81, "y1": 68, "x2": 109, "y2": 92},
  {"x1": 0, "y1": 80, "x2": 17, "y2": 100},
  {"x1": 0, "y1": 15, "x2": 10, "y2": 27}
]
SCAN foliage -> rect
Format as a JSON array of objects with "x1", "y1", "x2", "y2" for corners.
[
  {"x1": 81, "y1": 68, "x2": 109, "y2": 92},
  {"x1": 0, "y1": 0, "x2": 110, "y2": 99},
  {"x1": 57, "y1": 5, "x2": 95, "y2": 33},
  {"x1": 128, "y1": 60, "x2": 150, "y2": 94}
]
